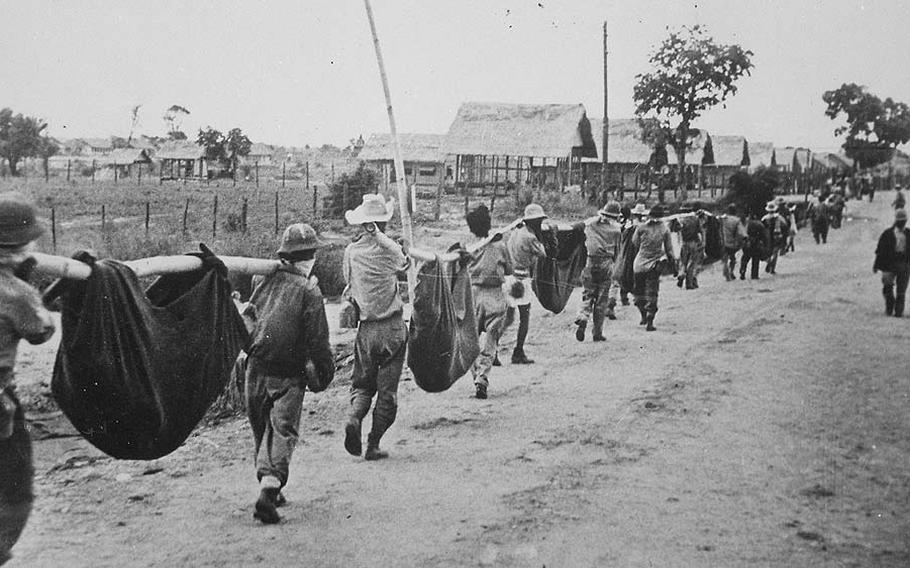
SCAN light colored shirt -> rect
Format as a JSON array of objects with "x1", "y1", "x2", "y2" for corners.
[
  {"x1": 895, "y1": 227, "x2": 907, "y2": 255},
  {"x1": 507, "y1": 226, "x2": 547, "y2": 276},
  {"x1": 0, "y1": 268, "x2": 55, "y2": 388},
  {"x1": 584, "y1": 219, "x2": 622, "y2": 261},
  {"x1": 720, "y1": 215, "x2": 746, "y2": 249},
  {"x1": 343, "y1": 231, "x2": 409, "y2": 321},
  {"x1": 469, "y1": 240, "x2": 512, "y2": 288},
  {"x1": 632, "y1": 220, "x2": 675, "y2": 274}
]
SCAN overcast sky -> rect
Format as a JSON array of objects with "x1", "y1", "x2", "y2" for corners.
[{"x1": 2, "y1": 0, "x2": 908, "y2": 151}]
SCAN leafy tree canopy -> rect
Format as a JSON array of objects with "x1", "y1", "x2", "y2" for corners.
[
  {"x1": 163, "y1": 104, "x2": 190, "y2": 141},
  {"x1": 822, "y1": 83, "x2": 910, "y2": 170},
  {"x1": 196, "y1": 127, "x2": 252, "y2": 174},
  {"x1": 722, "y1": 167, "x2": 779, "y2": 218},
  {"x1": 633, "y1": 25, "x2": 753, "y2": 198},
  {"x1": 0, "y1": 108, "x2": 53, "y2": 176}
]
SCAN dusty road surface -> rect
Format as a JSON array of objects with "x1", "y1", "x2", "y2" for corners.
[{"x1": 9, "y1": 194, "x2": 910, "y2": 567}]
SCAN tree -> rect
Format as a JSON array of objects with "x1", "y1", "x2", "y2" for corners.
[
  {"x1": 722, "y1": 167, "x2": 779, "y2": 218},
  {"x1": 0, "y1": 108, "x2": 51, "y2": 176},
  {"x1": 197, "y1": 127, "x2": 226, "y2": 163},
  {"x1": 822, "y1": 83, "x2": 910, "y2": 171},
  {"x1": 127, "y1": 104, "x2": 142, "y2": 145},
  {"x1": 163, "y1": 104, "x2": 190, "y2": 141},
  {"x1": 224, "y1": 128, "x2": 252, "y2": 176},
  {"x1": 633, "y1": 25, "x2": 753, "y2": 201}
]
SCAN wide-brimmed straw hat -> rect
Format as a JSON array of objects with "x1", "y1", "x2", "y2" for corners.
[
  {"x1": 765, "y1": 201, "x2": 779, "y2": 213},
  {"x1": 630, "y1": 203, "x2": 649, "y2": 216},
  {"x1": 522, "y1": 203, "x2": 547, "y2": 221},
  {"x1": 277, "y1": 223, "x2": 322, "y2": 254},
  {"x1": 345, "y1": 193, "x2": 396, "y2": 225},
  {"x1": 895, "y1": 209, "x2": 908, "y2": 222},
  {"x1": 0, "y1": 192, "x2": 45, "y2": 246},
  {"x1": 599, "y1": 201, "x2": 622, "y2": 218}
]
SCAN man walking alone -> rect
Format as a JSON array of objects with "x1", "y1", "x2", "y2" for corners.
[
  {"x1": 632, "y1": 204, "x2": 678, "y2": 331},
  {"x1": 243, "y1": 223, "x2": 335, "y2": 524},
  {"x1": 874, "y1": 208, "x2": 910, "y2": 317}
]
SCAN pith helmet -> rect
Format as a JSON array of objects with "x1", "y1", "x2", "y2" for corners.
[
  {"x1": 599, "y1": 201, "x2": 622, "y2": 218},
  {"x1": 0, "y1": 192, "x2": 45, "y2": 246},
  {"x1": 522, "y1": 203, "x2": 547, "y2": 221},
  {"x1": 277, "y1": 223, "x2": 321, "y2": 254}
]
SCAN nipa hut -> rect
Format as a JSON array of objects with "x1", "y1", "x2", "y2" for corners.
[
  {"x1": 703, "y1": 135, "x2": 749, "y2": 189},
  {"x1": 106, "y1": 148, "x2": 152, "y2": 179},
  {"x1": 441, "y1": 102, "x2": 597, "y2": 190},
  {"x1": 748, "y1": 142, "x2": 776, "y2": 172},
  {"x1": 582, "y1": 118, "x2": 665, "y2": 191},
  {"x1": 157, "y1": 142, "x2": 208, "y2": 180},
  {"x1": 358, "y1": 133, "x2": 446, "y2": 196}
]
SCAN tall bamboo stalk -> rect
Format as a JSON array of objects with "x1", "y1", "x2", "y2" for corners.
[{"x1": 363, "y1": 0, "x2": 416, "y2": 301}]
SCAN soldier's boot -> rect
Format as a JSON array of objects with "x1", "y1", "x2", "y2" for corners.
[{"x1": 605, "y1": 298, "x2": 617, "y2": 320}]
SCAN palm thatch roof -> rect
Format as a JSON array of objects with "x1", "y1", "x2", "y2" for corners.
[
  {"x1": 441, "y1": 102, "x2": 597, "y2": 159},
  {"x1": 811, "y1": 151, "x2": 853, "y2": 172},
  {"x1": 794, "y1": 148, "x2": 812, "y2": 170},
  {"x1": 748, "y1": 142, "x2": 775, "y2": 170},
  {"x1": 156, "y1": 141, "x2": 206, "y2": 160},
  {"x1": 666, "y1": 129, "x2": 710, "y2": 166},
  {"x1": 709, "y1": 135, "x2": 749, "y2": 167},
  {"x1": 774, "y1": 147, "x2": 798, "y2": 171},
  {"x1": 107, "y1": 148, "x2": 152, "y2": 164},
  {"x1": 583, "y1": 118, "x2": 660, "y2": 165},
  {"x1": 358, "y1": 133, "x2": 446, "y2": 163}
]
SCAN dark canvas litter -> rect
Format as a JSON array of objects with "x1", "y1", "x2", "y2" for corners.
[
  {"x1": 407, "y1": 255, "x2": 479, "y2": 393},
  {"x1": 0, "y1": 392, "x2": 32, "y2": 566},
  {"x1": 49, "y1": 251, "x2": 247, "y2": 460},
  {"x1": 533, "y1": 226, "x2": 587, "y2": 314}
]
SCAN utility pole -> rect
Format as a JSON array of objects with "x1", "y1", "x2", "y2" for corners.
[{"x1": 602, "y1": 20, "x2": 609, "y2": 195}]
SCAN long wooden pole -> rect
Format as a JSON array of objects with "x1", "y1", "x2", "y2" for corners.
[
  {"x1": 32, "y1": 252, "x2": 282, "y2": 281},
  {"x1": 602, "y1": 20, "x2": 609, "y2": 194},
  {"x1": 363, "y1": 0, "x2": 416, "y2": 301}
]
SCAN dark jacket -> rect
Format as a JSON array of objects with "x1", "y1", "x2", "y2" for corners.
[
  {"x1": 874, "y1": 226, "x2": 910, "y2": 273},
  {"x1": 744, "y1": 219, "x2": 769, "y2": 253},
  {"x1": 246, "y1": 264, "x2": 334, "y2": 390}
]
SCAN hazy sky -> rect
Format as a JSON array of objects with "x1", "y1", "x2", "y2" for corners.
[{"x1": 2, "y1": 0, "x2": 909, "y2": 151}]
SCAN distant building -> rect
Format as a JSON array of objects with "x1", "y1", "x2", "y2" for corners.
[
  {"x1": 440, "y1": 101, "x2": 597, "y2": 189},
  {"x1": 157, "y1": 141, "x2": 208, "y2": 180},
  {"x1": 703, "y1": 135, "x2": 749, "y2": 189},
  {"x1": 244, "y1": 143, "x2": 274, "y2": 166},
  {"x1": 582, "y1": 118, "x2": 664, "y2": 192},
  {"x1": 748, "y1": 142, "x2": 776, "y2": 172},
  {"x1": 358, "y1": 133, "x2": 446, "y2": 196}
]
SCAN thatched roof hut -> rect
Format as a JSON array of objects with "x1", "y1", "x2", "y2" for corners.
[
  {"x1": 774, "y1": 147, "x2": 798, "y2": 172},
  {"x1": 709, "y1": 135, "x2": 749, "y2": 167},
  {"x1": 156, "y1": 141, "x2": 206, "y2": 161},
  {"x1": 441, "y1": 102, "x2": 596, "y2": 159},
  {"x1": 586, "y1": 118, "x2": 659, "y2": 165},
  {"x1": 107, "y1": 148, "x2": 152, "y2": 165},
  {"x1": 666, "y1": 129, "x2": 711, "y2": 166},
  {"x1": 358, "y1": 133, "x2": 445, "y2": 163},
  {"x1": 748, "y1": 142, "x2": 776, "y2": 170}
]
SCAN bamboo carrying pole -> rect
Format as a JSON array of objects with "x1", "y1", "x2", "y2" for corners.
[
  {"x1": 407, "y1": 218, "x2": 523, "y2": 264},
  {"x1": 31, "y1": 252, "x2": 282, "y2": 281},
  {"x1": 363, "y1": 0, "x2": 416, "y2": 301}
]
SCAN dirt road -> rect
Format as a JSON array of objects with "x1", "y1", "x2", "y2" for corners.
[{"x1": 9, "y1": 195, "x2": 910, "y2": 567}]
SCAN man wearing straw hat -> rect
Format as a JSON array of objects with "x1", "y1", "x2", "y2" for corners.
[
  {"x1": 342, "y1": 194, "x2": 409, "y2": 461},
  {"x1": 505, "y1": 203, "x2": 549, "y2": 364},
  {"x1": 761, "y1": 200, "x2": 788, "y2": 274},
  {"x1": 574, "y1": 201, "x2": 622, "y2": 342},
  {"x1": 0, "y1": 193, "x2": 55, "y2": 563},
  {"x1": 243, "y1": 222, "x2": 334, "y2": 524},
  {"x1": 631, "y1": 203, "x2": 677, "y2": 331}
]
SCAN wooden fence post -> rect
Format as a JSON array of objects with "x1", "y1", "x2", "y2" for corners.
[
  {"x1": 306, "y1": 161, "x2": 310, "y2": 192},
  {"x1": 101, "y1": 205, "x2": 106, "y2": 231},
  {"x1": 282, "y1": 162, "x2": 286, "y2": 188},
  {"x1": 44, "y1": 159, "x2": 49, "y2": 183},
  {"x1": 66, "y1": 160, "x2": 71, "y2": 182},
  {"x1": 241, "y1": 197, "x2": 248, "y2": 233},
  {"x1": 114, "y1": 163, "x2": 118, "y2": 184},
  {"x1": 145, "y1": 202, "x2": 150, "y2": 235},
  {"x1": 274, "y1": 191, "x2": 279, "y2": 235},
  {"x1": 183, "y1": 198, "x2": 190, "y2": 235},
  {"x1": 51, "y1": 208, "x2": 57, "y2": 252},
  {"x1": 91, "y1": 160, "x2": 96, "y2": 185},
  {"x1": 212, "y1": 195, "x2": 218, "y2": 241},
  {"x1": 137, "y1": 164, "x2": 142, "y2": 186},
  {"x1": 312, "y1": 184, "x2": 318, "y2": 217}
]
